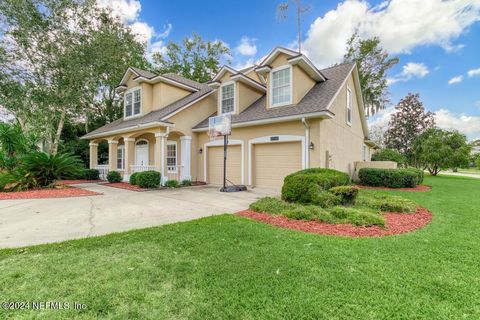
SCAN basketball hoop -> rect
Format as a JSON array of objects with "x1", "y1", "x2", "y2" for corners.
[{"x1": 207, "y1": 114, "x2": 246, "y2": 193}]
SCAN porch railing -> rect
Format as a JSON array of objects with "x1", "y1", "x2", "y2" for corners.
[
  {"x1": 130, "y1": 165, "x2": 156, "y2": 173},
  {"x1": 95, "y1": 165, "x2": 109, "y2": 180},
  {"x1": 167, "y1": 165, "x2": 183, "y2": 182}
]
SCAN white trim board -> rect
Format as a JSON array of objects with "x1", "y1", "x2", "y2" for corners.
[
  {"x1": 248, "y1": 135, "x2": 306, "y2": 186},
  {"x1": 203, "y1": 139, "x2": 245, "y2": 185}
]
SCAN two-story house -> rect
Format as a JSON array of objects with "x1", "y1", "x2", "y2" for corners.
[{"x1": 82, "y1": 47, "x2": 375, "y2": 188}]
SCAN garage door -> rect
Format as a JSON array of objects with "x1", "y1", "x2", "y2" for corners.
[
  {"x1": 253, "y1": 141, "x2": 302, "y2": 188},
  {"x1": 207, "y1": 145, "x2": 242, "y2": 185}
]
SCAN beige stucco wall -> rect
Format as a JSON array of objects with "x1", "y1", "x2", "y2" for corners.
[
  {"x1": 316, "y1": 73, "x2": 366, "y2": 176},
  {"x1": 245, "y1": 69, "x2": 262, "y2": 84},
  {"x1": 264, "y1": 53, "x2": 316, "y2": 109},
  {"x1": 166, "y1": 93, "x2": 217, "y2": 179},
  {"x1": 237, "y1": 82, "x2": 263, "y2": 114},
  {"x1": 152, "y1": 82, "x2": 190, "y2": 111}
]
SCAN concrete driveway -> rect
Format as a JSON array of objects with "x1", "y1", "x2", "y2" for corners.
[{"x1": 0, "y1": 184, "x2": 277, "y2": 248}]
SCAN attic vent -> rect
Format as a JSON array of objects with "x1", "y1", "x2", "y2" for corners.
[{"x1": 270, "y1": 136, "x2": 279, "y2": 141}]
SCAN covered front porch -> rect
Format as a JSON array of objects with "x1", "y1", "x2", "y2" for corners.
[{"x1": 88, "y1": 127, "x2": 192, "y2": 184}]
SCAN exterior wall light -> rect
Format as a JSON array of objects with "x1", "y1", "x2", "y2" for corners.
[
  {"x1": 309, "y1": 142, "x2": 314, "y2": 150},
  {"x1": 199, "y1": 148, "x2": 203, "y2": 154}
]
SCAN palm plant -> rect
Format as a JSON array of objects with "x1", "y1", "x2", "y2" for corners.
[
  {"x1": 19, "y1": 152, "x2": 83, "y2": 187},
  {"x1": 0, "y1": 123, "x2": 37, "y2": 170}
]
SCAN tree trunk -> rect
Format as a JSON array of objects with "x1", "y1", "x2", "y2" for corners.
[{"x1": 50, "y1": 109, "x2": 66, "y2": 155}]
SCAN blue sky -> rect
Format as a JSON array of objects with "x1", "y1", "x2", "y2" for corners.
[{"x1": 101, "y1": 0, "x2": 480, "y2": 139}]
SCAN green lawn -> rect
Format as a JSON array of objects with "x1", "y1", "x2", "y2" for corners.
[
  {"x1": 456, "y1": 168, "x2": 480, "y2": 175},
  {"x1": 1, "y1": 175, "x2": 480, "y2": 319}
]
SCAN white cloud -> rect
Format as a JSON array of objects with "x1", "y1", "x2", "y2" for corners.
[
  {"x1": 468, "y1": 67, "x2": 480, "y2": 77},
  {"x1": 303, "y1": 0, "x2": 480, "y2": 67},
  {"x1": 96, "y1": 0, "x2": 141, "y2": 24},
  {"x1": 368, "y1": 107, "x2": 395, "y2": 128},
  {"x1": 435, "y1": 109, "x2": 480, "y2": 139},
  {"x1": 233, "y1": 58, "x2": 255, "y2": 70},
  {"x1": 448, "y1": 75, "x2": 463, "y2": 85},
  {"x1": 388, "y1": 62, "x2": 429, "y2": 85},
  {"x1": 235, "y1": 36, "x2": 257, "y2": 56},
  {"x1": 130, "y1": 21, "x2": 155, "y2": 43}
]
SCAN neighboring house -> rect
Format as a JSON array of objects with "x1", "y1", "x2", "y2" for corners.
[{"x1": 82, "y1": 47, "x2": 375, "y2": 188}]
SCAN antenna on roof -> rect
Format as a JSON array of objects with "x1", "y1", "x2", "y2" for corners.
[{"x1": 277, "y1": 0, "x2": 311, "y2": 53}]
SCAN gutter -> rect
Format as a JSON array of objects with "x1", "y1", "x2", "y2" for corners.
[
  {"x1": 302, "y1": 117, "x2": 310, "y2": 169},
  {"x1": 81, "y1": 121, "x2": 175, "y2": 140}
]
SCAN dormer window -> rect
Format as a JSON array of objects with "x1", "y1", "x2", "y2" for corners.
[
  {"x1": 124, "y1": 87, "x2": 141, "y2": 118},
  {"x1": 346, "y1": 87, "x2": 352, "y2": 125},
  {"x1": 270, "y1": 66, "x2": 292, "y2": 107},
  {"x1": 221, "y1": 82, "x2": 235, "y2": 114}
]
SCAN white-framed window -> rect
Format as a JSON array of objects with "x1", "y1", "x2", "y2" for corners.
[
  {"x1": 346, "y1": 87, "x2": 353, "y2": 125},
  {"x1": 167, "y1": 141, "x2": 177, "y2": 171},
  {"x1": 124, "y1": 87, "x2": 141, "y2": 118},
  {"x1": 270, "y1": 66, "x2": 292, "y2": 107},
  {"x1": 221, "y1": 82, "x2": 235, "y2": 114},
  {"x1": 117, "y1": 145, "x2": 125, "y2": 170},
  {"x1": 362, "y1": 145, "x2": 366, "y2": 161}
]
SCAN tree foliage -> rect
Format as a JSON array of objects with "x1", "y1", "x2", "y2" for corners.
[
  {"x1": 371, "y1": 148, "x2": 406, "y2": 166},
  {"x1": 412, "y1": 128, "x2": 471, "y2": 176},
  {"x1": 0, "y1": 0, "x2": 148, "y2": 154},
  {"x1": 0, "y1": 122, "x2": 38, "y2": 169},
  {"x1": 152, "y1": 34, "x2": 230, "y2": 83},
  {"x1": 384, "y1": 93, "x2": 436, "y2": 166},
  {"x1": 344, "y1": 32, "x2": 399, "y2": 116}
]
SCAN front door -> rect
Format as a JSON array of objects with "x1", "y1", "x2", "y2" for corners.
[{"x1": 135, "y1": 140, "x2": 149, "y2": 166}]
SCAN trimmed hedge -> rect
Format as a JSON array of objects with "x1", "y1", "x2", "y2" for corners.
[
  {"x1": 281, "y1": 168, "x2": 350, "y2": 205},
  {"x1": 129, "y1": 172, "x2": 139, "y2": 185},
  {"x1": 83, "y1": 169, "x2": 100, "y2": 180},
  {"x1": 136, "y1": 170, "x2": 161, "y2": 188},
  {"x1": 329, "y1": 186, "x2": 359, "y2": 205},
  {"x1": 405, "y1": 168, "x2": 424, "y2": 184},
  {"x1": 107, "y1": 171, "x2": 122, "y2": 183},
  {"x1": 358, "y1": 168, "x2": 419, "y2": 188},
  {"x1": 165, "y1": 179, "x2": 179, "y2": 188}
]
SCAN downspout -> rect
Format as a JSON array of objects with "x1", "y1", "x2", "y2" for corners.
[{"x1": 302, "y1": 117, "x2": 310, "y2": 169}]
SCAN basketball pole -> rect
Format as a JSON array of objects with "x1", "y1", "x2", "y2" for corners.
[{"x1": 223, "y1": 134, "x2": 227, "y2": 191}]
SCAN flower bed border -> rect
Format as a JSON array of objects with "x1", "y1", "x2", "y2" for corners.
[
  {"x1": 236, "y1": 207, "x2": 433, "y2": 238},
  {"x1": 55, "y1": 179, "x2": 104, "y2": 185},
  {"x1": 0, "y1": 187, "x2": 102, "y2": 200},
  {"x1": 356, "y1": 185, "x2": 431, "y2": 192}
]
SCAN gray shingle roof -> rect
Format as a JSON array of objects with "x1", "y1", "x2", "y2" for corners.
[
  {"x1": 82, "y1": 86, "x2": 213, "y2": 139},
  {"x1": 130, "y1": 67, "x2": 157, "y2": 79},
  {"x1": 193, "y1": 62, "x2": 355, "y2": 129}
]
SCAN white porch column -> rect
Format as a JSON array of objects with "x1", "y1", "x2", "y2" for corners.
[
  {"x1": 180, "y1": 136, "x2": 192, "y2": 181},
  {"x1": 155, "y1": 133, "x2": 168, "y2": 183},
  {"x1": 89, "y1": 143, "x2": 98, "y2": 169},
  {"x1": 108, "y1": 140, "x2": 118, "y2": 171},
  {"x1": 124, "y1": 138, "x2": 135, "y2": 180}
]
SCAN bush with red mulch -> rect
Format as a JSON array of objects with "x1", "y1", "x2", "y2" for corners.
[
  {"x1": 0, "y1": 186, "x2": 102, "y2": 200},
  {"x1": 236, "y1": 207, "x2": 432, "y2": 238},
  {"x1": 357, "y1": 185, "x2": 431, "y2": 192}
]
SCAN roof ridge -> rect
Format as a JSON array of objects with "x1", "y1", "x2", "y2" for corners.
[{"x1": 320, "y1": 62, "x2": 355, "y2": 72}]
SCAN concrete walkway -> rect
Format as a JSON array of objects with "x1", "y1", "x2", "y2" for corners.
[{"x1": 0, "y1": 184, "x2": 277, "y2": 248}]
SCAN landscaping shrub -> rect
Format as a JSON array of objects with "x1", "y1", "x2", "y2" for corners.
[
  {"x1": 315, "y1": 191, "x2": 342, "y2": 208},
  {"x1": 136, "y1": 170, "x2": 161, "y2": 188},
  {"x1": 83, "y1": 169, "x2": 100, "y2": 180},
  {"x1": 371, "y1": 148, "x2": 405, "y2": 166},
  {"x1": 106, "y1": 171, "x2": 122, "y2": 183},
  {"x1": 249, "y1": 196, "x2": 386, "y2": 227},
  {"x1": 165, "y1": 179, "x2": 179, "y2": 188},
  {"x1": 181, "y1": 179, "x2": 192, "y2": 186},
  {"x1": 405, "y1": 168, "x2": 424, "y2": 184},
  {"x1": 18, "y1": 152, "x2": 83, "y2": 187},
  {"x1": 358, "y1": 168, "x2": 419, "y2": 188},
  {"x1": 281, "y1": 168, "x2": 350, "y2": 204},
  {"x1": 129, "y1": 172, "x2": 139, "y2": 185},
  {"x1": 356, "y1": 193, "x2": 416, "y2": 213},
  {"x1": 329, "y1": 186, "x2": 359, "y2": 205}
]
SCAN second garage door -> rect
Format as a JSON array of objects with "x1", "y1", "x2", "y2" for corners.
[
  {"x1": 207, "y1": 145, "x2": 242, "y2": 185},
  {"x1": 253, "y1": 141, "x2": 302, "y2": 188}
]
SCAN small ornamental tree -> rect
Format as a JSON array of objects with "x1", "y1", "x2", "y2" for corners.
[
  {"x1": 384, "y1": 93, "x2": 436, "y2": 166},
  {"x1": 371, "y1": 148, "x2": 406, "y2": 166},
  {"x1": 412, "y1": 128, "x2": 471, "y2": 176}
]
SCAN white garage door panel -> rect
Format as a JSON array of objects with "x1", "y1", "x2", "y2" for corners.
[
  {"x1": 208, "y1": 145, "x2": 242, "y2": 185},
  {"x1": 253, "y1": 142, "x2": 302, "y2": 188}
]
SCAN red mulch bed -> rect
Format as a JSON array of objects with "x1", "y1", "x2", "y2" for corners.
[
  {"x1": 55, "y1": 179, "x2": 103, "y2": 185},
  {"x1": 102, "y1": 182, "x2": 160, "y2": 192},
  {"x1": 0, "y1": 186, "x2": 102, "y2": 200},
  {"x1": 357, "y1": 185, "x2": 431, "y2": 192},
  {"x1": 236, "y1": 207, "x2": 432, "y2": 238}
]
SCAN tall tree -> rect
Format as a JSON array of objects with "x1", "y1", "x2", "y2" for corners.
[
  {"x1": 277, "y1": 0, "x2": 310, "y2": 53},
  {"x1": 412, "y1": 128, "x2": 471, "y2": 176},
  {"x1": 0, "y1": 0, "x2": 148, "y2": 153},
  {"x1": 384, "y1": 93, "x2": 436, "y2": 166},
  {"x1": 152, "y1": 34, "x2": 230, "y2": 83},
  {"x1": 344, "y1": 32, "x2": 399, "y2": 116}
]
